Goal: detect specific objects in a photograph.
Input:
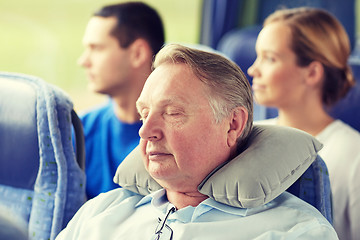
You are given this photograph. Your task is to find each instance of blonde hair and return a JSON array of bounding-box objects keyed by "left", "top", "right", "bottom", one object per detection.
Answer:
[
  {"left": 265, "top": 7, "right": 355, "bottom": 106},
  {"left": 153, "top": 43, "right": 253, "bottom": 144}
]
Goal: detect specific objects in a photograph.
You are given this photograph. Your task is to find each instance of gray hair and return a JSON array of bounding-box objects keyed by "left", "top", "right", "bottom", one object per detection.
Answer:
[{"left": 153, "top": 43, "right": 253, "bottom": 144}]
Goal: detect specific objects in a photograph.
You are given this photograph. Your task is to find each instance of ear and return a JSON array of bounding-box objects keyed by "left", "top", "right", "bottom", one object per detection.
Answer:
[
  {"left": 129, "top": 39, "right": 152, "bottom": 68},
  {"left": 227, "top": 106, "right": 248, "bottom": 148},
  {"left": 305, "top": 61, "right": 324, "bottom": 87}
]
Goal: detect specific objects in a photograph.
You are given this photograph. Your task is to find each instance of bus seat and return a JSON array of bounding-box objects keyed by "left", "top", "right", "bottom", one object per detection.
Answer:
[
  {"left": 287, "top": 155, "right": 332, "bottom": 224},
  {"left": 217, "top": 26, "right": 260, "bottom": 85},
  {"left": 254, "top": 0, "right": 356, "bottom": 49},
  {"left": 329, "top": 58, "right": 360, "bottom": 132},
  {"left": 201, "top": 0, "right": 356, "bottom": 51},
  {"left": 0, "top": 72, "right": 86, "bottom": 240}
]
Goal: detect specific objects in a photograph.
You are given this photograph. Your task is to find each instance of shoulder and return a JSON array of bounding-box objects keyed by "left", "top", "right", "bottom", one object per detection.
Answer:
[
  {"left": 320, "top": 120, "right": 360, "bottom": 139},
  {"left": 80, "top": 101, "right": 115, "bottom": 131},
  {"left": 80, "top": 101, "right": 113, "bottom": 122},
  {"left": 56, "top": 189, "right": 145, "bottom": 239},
  {"left": 333, "top": 120, "right": 360, "bottom": 136},
  {"left": 72, "top": 188, "right": 143, "bottom": 220},
  {"left": 317, "top": 120, "right": 360, "bottom": 148},
  {"left": 253, "top": 192, "right": 337, "bottom": 238},
  {"left": 201, "top": 192, "right": 337, "bottom": 239}
]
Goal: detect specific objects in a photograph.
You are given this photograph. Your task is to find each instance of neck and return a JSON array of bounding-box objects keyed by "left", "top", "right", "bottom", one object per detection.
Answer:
[
  {"left": 166, "top": 189, "right": 209, "bottom": 209},
  {"left": 112, "top": 96, "right": 140, "bottom": 123},
  {"left": 111, "top": 67, "right": 151, "bottom": 123},
  {"left": 277, "top": 102, "right": 334, "bottom": 136}
]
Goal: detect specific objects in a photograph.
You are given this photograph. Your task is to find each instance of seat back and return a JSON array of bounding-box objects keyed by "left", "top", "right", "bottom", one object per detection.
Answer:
[
  {"left": 287, "top": 155, "right": 333, "bottom": 224},
  {"left": 0, "top": 72, "right": 86, "bottom": 240},
  {"left": 255, "top": 0, "right": 356, "bottom": 49},
  {"left": 202, "top": 0, "right": 356, "bottom": 52},
  {"left": 200, "top": 0, "right": 245, "bottom": 49},
  {"left": 328, "top": 71, "right": 360, "bottom": 132}
]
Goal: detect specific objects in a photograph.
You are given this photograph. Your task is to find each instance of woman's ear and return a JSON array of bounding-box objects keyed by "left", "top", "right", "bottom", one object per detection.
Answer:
[
  {"left": 129, "top": 39, "right": 152, "bottom": 68},
  {"left": 305, "top": 61, "right": 324, "bottom": 87},
  {"left": 227, "top": 106, "right": 248, "bottom": 148}
]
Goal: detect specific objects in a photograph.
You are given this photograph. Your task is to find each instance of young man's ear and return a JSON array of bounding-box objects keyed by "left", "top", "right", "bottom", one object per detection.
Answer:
[
  {"left": 130, "top": 38, "right": 152, "bottom": 68},
  {"left": 227, "top": 106, "right": 248, "bottom": 148},
  {"left": 305, "top": 61, "right": 324, "bottom": 87}
]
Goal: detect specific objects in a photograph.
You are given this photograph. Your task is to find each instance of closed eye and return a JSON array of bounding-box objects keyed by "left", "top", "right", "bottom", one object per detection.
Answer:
[
  {"left": 138, "top": 109, "right": 149, "bottom": 121},
  {"left": 165, "top": 112, "right": 181, "bottom": 116},
  {"left": 164, "top": 107, "right": 185, "bottom": 118}
]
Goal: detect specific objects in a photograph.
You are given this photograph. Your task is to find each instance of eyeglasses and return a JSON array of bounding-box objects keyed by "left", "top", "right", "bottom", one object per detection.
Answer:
[{"left": 153, "top": 207, "right": 176, "bottom": 240}]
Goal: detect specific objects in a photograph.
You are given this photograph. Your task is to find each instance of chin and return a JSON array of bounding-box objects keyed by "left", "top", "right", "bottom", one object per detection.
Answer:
[
  {"left": 148, "top": 168, "right": 171, "bottom": 180},
  {"left": 149, "top": 168, "right": 180, "bottom": 186},
  {"left": 88, "top": 84, "right": 99, "bottom": 93},
  {"left": 154, "top": 178, "right": 196, "bottom": 194}
]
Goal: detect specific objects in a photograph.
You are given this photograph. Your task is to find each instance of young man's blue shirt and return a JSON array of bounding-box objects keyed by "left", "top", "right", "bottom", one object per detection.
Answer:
[{"left": 80, "top": 100, "right": 141, "bottom": 199}]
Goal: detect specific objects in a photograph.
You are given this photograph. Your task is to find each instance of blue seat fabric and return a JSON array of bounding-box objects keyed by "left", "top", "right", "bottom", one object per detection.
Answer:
[{"left": 0, "top": 72, "right": 86, "bottom": 240}]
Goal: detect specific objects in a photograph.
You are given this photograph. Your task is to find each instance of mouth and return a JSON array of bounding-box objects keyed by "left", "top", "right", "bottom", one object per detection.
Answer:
[
  {"left": 252, "top": 83, "right": 265, "bottom": 91},
  {"left": 85, "top": 72, "right": 95, "bottom": 81},
  {"left": 147, "top": 151, "right": 173, "bottom": 161}
]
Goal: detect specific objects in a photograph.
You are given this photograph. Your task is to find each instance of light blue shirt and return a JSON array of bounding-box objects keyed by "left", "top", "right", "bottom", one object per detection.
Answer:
[{"left": 56, "top": 188, "right": 338, "bottom": 239}]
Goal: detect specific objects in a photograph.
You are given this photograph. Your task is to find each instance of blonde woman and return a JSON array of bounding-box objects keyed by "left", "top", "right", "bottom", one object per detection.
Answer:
[{"left": 248, "top": 7, "right": 360, "bottom": 240}]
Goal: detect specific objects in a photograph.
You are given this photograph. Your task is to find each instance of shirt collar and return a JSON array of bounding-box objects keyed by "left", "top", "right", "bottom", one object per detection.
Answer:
[
  {"left": 200, "top": 198, "right": 248, "bottom": 216},
  {"left": 135, "top": 189, "right": 249, "bottom": 222},
  {"left": 135, "top": 189, "right": 173, "bottom": 211}
]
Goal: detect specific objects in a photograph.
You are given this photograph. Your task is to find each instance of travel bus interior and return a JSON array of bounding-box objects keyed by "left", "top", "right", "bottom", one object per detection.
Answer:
[{"left": 0, "top": 0, "right": 359, "bottom": 239}]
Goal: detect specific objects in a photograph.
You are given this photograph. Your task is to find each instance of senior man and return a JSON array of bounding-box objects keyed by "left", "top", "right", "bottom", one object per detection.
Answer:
[{"left": 56, "top": 44, "right": 337, "bottom": 239}]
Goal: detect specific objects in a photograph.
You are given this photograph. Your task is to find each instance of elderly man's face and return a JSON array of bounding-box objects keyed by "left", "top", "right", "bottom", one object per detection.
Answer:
[{"left": 136, "top": 63, "right": 233, "bottom": 193}]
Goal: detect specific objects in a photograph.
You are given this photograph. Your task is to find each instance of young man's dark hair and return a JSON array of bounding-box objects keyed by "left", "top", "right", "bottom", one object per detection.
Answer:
[{"left": 94, "top": 2, "right": 165, "bottom": 55}]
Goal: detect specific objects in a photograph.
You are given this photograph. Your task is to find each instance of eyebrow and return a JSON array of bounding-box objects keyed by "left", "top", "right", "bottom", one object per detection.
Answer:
[
  {"left": 257, "top": 48, "right": 278, "bottom": 55},
  {"left": 136, "top": 97, "right": 188, "bottom": 110}
]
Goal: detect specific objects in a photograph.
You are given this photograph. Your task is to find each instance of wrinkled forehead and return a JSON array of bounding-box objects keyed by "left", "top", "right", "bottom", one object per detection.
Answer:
[{"left": 137, "top": 63, "right": 210, "bottom": 109}]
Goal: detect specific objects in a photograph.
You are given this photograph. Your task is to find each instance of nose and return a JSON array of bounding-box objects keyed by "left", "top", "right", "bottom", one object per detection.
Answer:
[
  {"left": 138, "top": 113, "right": 163, "bottom": 141},
  {"left": 247, "top": 59, "right": 258, "bottom": 78},
  {"left": 77, "top": 50, "right": 90, "bottom": 68}
]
